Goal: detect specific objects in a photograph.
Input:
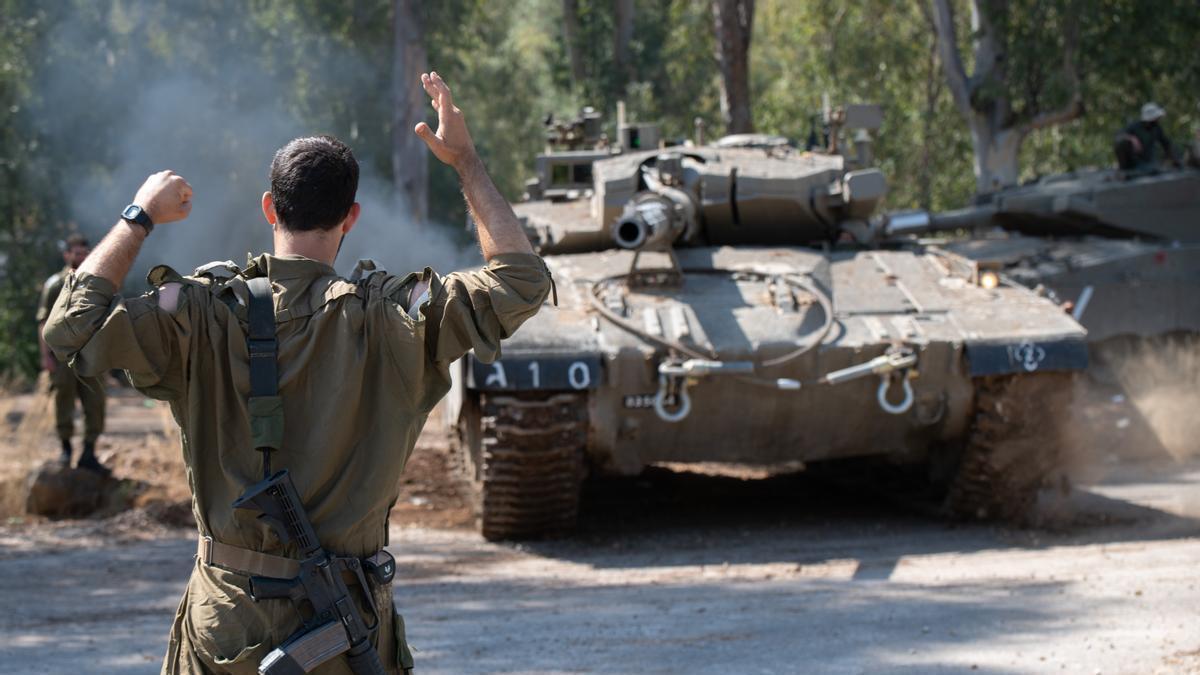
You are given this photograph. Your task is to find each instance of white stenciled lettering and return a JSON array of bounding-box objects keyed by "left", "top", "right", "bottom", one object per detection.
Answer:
[
  {"left": 484, "top": 362, "right": 509, "bottom": 388},
  {"left": 567, "top": 361, "right": 591, "bottom": 389},
  {"left": 528, "top": 361, "right": 541, "bottom": 388}
]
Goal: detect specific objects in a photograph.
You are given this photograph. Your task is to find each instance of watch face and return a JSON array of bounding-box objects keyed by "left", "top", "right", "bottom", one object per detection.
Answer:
[{"left": 122, "top": 204, "right": 141, "bottom": 220}]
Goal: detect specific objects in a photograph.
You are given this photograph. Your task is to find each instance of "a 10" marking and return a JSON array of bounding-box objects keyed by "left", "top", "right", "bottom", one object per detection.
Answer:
[{"left": 476, "top": 356, "right": 598, "bottom": 391}]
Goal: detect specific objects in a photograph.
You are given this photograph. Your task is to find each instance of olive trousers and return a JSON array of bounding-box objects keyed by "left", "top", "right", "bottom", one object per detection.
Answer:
[{"left": 50, "top": 363, "right": 106, "bottom": 442}]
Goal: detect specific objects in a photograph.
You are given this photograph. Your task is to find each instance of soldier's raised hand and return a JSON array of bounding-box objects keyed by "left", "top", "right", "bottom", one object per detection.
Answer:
[
  {"left": 132, "top": 170, "right": 194, "bottom": 226},
  {"left": 414, "top": 71, "right": 479, "bottom": 172}
]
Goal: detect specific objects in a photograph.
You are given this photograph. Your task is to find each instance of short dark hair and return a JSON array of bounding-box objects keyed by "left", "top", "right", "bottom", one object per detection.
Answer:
[
  {"left": 63, "top": 233, "right": 89, "bottom": 250},
  {"left": 269, "top": 136, "right": 359, "bottom": 232}
]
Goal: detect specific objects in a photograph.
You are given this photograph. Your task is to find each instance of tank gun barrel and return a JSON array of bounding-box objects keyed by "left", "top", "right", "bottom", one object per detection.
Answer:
[
  {"left": 880, "top": 206, "right": 998, "bottom": 238},
  {"left": 612, "top": 192, "right": 688, "bottom": 250}
]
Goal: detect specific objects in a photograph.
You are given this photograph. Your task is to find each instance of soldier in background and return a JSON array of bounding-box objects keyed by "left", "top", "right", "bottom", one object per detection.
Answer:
[
  {"left": 37, "top": 233, "right": 108, "bottom": 473},
  {"left": 1114, "top": 102, "right": 1181, "bottom": 172}
]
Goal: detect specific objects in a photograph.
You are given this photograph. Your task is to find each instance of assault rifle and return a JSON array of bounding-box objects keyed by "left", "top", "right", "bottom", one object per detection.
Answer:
[{"left": 233, "top": 469, "right": 387, "bottom": 675}]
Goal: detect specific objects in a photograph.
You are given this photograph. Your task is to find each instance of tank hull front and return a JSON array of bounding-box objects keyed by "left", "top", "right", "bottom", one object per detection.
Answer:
[
  {"left": 942, "top": 237, "right": 1200, "bottom": 342},
  {"left": 455, "top": 246, "right": 1089, "bottom": 477}
]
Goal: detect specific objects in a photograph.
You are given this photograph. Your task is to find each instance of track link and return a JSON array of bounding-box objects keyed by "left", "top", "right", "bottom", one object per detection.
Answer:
[
  {"left": 943, "top": 373, "right": 1074, "bottom": 522},
  {"left": 475, "top": 392, "right": 587, "bottom": 540}
]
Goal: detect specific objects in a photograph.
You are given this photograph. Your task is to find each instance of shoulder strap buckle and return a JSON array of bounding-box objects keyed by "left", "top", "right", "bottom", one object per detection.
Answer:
[{"left": 245, "top": 277, "right": 283, "bottom": 474}]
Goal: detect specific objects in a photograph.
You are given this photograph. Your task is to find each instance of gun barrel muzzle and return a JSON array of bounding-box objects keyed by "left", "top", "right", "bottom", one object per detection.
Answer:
[{"left": 613, "top": 195, "right": 682, "bottom": 250}]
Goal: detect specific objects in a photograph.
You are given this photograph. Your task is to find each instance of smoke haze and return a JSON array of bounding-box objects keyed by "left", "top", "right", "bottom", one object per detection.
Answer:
[{"left": 34, "top": 4, "right": 475, "bottom": 285}]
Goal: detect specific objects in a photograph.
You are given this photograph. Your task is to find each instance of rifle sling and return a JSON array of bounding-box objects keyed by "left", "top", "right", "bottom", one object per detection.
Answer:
[
  {"left": 198, "top": 535, "right": 300, "bottom": 579},
  {"left": 245, "top": 276, "right": 283, "bottom": 469}
]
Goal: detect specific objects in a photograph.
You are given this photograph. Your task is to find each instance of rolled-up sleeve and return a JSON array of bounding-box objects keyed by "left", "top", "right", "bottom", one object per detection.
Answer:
[
  {"left": 35, "top": 276, "right": 61, "bottom": 323},
  {"left": 425, "top": 253, "right": 551, "bottom": 366},
  {"left": 42, "top": 271, "right": 189, "bottom": 400}
]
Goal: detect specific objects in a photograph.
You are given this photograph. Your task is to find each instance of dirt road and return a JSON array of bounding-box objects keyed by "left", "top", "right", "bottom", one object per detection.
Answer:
[{"left": 1, "top": 391, "right": 1198, "bottom": 674}]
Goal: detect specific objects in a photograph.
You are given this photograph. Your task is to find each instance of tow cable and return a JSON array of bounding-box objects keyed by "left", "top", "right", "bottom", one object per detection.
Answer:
[
  {"left": 650, "top": 348, "right": 918, "bottom": 423},
  {"left": 588, "top": 266, "right": 919, "bottom": 423}
]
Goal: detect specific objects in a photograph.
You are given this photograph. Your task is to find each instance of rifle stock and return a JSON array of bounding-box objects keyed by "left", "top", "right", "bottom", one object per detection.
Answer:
[{"left": 233, "top": 470, "right": 387, "bottom": 675}]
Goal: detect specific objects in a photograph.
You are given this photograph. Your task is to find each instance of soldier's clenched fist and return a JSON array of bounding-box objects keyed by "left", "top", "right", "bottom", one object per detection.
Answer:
[{"left": 133, "top": 170, "right": 194, "bottom": 225}]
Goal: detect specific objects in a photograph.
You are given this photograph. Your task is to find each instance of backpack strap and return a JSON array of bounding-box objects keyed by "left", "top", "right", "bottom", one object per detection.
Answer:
[{"left": 245, "top": 276, "right": 283, "bottom": 478}]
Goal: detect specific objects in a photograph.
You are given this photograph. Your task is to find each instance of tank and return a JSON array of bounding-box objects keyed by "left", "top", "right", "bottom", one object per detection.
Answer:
[
  {"left": 876, "top": 167, "right": 1200, "bottom": 342},
  {"left": 446, "top": 106, "right": 1089, "bottom": 540}
]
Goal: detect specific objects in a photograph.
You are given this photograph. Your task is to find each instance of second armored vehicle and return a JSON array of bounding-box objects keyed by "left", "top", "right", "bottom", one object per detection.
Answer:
[
  {"left": 880, "top": 166, "right": 1200, "bottom": 343},
  {"left": 447, "top": 107, "right": 1089, "bottom": 540}
]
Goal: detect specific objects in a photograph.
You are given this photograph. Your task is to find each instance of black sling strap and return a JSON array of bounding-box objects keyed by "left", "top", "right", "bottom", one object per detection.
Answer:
[{"left": 246, "top": 276, "right": 283, "bottom": 479}]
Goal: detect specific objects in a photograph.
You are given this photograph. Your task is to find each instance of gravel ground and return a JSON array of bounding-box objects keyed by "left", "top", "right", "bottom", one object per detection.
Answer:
[
  {"left": 1, "top": 388, "right": 1198, "bottom": 674},
  {"left": 0, "top": 458, "right": 1198, "bottom": 674}
]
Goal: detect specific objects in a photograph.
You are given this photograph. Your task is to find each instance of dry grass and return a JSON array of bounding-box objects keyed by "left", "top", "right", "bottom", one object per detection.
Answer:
[
  {"left": 3, "top": 374, "right": 54, "bottom": 464},
  {"left": 0, "top": 380, "right": 193, "bottom": 523},
  {"left": 0, "top": 375, "right": 55, "bottom": 518}
]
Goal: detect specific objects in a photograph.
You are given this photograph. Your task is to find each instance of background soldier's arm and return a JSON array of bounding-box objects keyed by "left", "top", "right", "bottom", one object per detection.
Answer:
[{"left": 37, "top": 320, "right": 54, "bottom": 373}]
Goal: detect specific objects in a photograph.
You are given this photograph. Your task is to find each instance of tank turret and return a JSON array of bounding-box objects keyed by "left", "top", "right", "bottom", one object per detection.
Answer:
[
  {"left": 873, "top": 164, "right": 1200, "bottom": 343},
  {"left": 524, "top": 107, "right": 613, "bottom": 202},
  {"left": 520, "top": 105, "right": 897, "bottom": 254},
  {"left": 877, "top": 167, "right": 1200, "bottom": 243}
]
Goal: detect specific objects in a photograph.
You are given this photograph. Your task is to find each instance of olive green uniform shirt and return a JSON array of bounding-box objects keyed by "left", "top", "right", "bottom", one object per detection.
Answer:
[
  {"left": 43, "top": 252, "right": 551, "bottom": 674},
  {"left": 39, "top": 267, "right": 106, "bottom": 441},
  {"left": 37, "top": 267, "right": 69, "bottom": 323}
]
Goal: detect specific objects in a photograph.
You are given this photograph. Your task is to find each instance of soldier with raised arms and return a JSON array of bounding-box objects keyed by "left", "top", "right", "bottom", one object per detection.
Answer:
[{"left": 43, "top": 72, "right": 550, "bottom": 674}]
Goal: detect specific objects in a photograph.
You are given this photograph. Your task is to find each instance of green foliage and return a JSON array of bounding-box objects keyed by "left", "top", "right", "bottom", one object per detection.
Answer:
[
  {"left": 754, "top": 0, "right": 976, "bottom": 210},
  {"left": 1, "top": 0, "right": 1198, "bottom": 378},
  {"left": 0, "top": 2, "right": 66, "bottom": 380},
  {"left": 421, "top": 0, "right": 569, "bottom": 224},
  {"left": 1019, "top": 0, "right": 1200, "bottom": 178}
]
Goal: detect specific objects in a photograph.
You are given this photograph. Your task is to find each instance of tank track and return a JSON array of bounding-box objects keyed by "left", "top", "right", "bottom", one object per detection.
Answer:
[
  {"left": 943, "top": 372, "right": 1074, "bottom": 523},
  {"left": 471, "top": 392, "right": 587, "bottom": 541}
]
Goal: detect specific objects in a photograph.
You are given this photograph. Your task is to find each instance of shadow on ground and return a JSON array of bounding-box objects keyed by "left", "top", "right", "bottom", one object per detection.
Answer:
[{"left": 513, "top": 457, "right": 1200, "bottom": 576}]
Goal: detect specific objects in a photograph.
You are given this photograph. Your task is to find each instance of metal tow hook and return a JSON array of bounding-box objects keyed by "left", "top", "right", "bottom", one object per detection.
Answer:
[
  {"left": 821, "top": 350, "right": 919, "bottom": 415},
  {"left": 653, "top": 359, "right": 753, "bottom": 423}
]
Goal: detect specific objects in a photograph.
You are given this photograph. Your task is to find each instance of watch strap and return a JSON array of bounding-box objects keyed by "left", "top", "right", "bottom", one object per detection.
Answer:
[{"left": 122, "top": 205, "right": 154, "bottom": 234}]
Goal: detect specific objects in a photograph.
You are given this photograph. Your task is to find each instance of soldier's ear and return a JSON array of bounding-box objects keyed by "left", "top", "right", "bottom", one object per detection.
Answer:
[
  {"left": 262, "top": 192, "right": 278, "bottom": 226},
  {"left": 340, "top": 203, "right": 361, "bottom": 235}
]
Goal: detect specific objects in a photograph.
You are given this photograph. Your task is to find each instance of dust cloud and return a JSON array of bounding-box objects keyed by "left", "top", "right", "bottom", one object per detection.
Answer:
[
  {"left": 1103, "top": 335, "right": 1200, "bottom": 462},
  {"left": 1058, "top": 334, "right": 1200, "bottom": 494}
]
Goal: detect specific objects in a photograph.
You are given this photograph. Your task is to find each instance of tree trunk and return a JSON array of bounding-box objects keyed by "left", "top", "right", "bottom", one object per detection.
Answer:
[
  {"left": 392, "top": 0, "right": 428, "bottom": 224},
  {"left": 969, "top": 120, "right": 1023, "bottom": 193},
  {"left": 926, "top": 0, "right": 1081, "bottom": 196},
  {"left": 562, "top": 0, "right": 586, "bottom": 87},
  {"left": 917, "top": 38, "right": 941, "bottom": 210},
  {"left": 613, "top": 0, "right": 635, "bottom": 88},
  {"left": 711, "top": 0, "right": 755, "bottom": 134}
]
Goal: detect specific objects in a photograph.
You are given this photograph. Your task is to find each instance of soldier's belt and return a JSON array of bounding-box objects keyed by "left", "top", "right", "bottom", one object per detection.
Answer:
[
  {"left": 198, "top": 536, "right": 300, "bottom": 579},
  {"left": 197, "top": 536, "right": 397, "bottom": 587}
]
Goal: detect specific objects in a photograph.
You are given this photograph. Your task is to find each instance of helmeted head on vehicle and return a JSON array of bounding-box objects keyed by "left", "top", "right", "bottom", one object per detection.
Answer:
[
  {"left": 60, "top": 233, "right": 90, "bottom": 269},
  {"left": 262, "top": 135, "right": 361, "bottom": 237},
  {"left": 1141, "top": 102, "right": 1166, "bottom": 125}
]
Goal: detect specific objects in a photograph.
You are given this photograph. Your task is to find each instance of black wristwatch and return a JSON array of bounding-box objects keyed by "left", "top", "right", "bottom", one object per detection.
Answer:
[{"left": 121, "top": 204, "right": 154, "bottom": 234}]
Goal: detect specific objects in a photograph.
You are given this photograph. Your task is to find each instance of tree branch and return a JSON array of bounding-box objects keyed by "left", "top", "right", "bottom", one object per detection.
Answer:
[
  {"left": 562, "top": 0, "right": 585, "bottom": 86},
  {"left": 1024, "top": 98, "right": 1082, "bottom": 132},
  {"left": 925, "top": 0, "right": 972, "bottom": 117},
  {"left": 1022, "top": 4, "right": 1083, "bottom": 133}
]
